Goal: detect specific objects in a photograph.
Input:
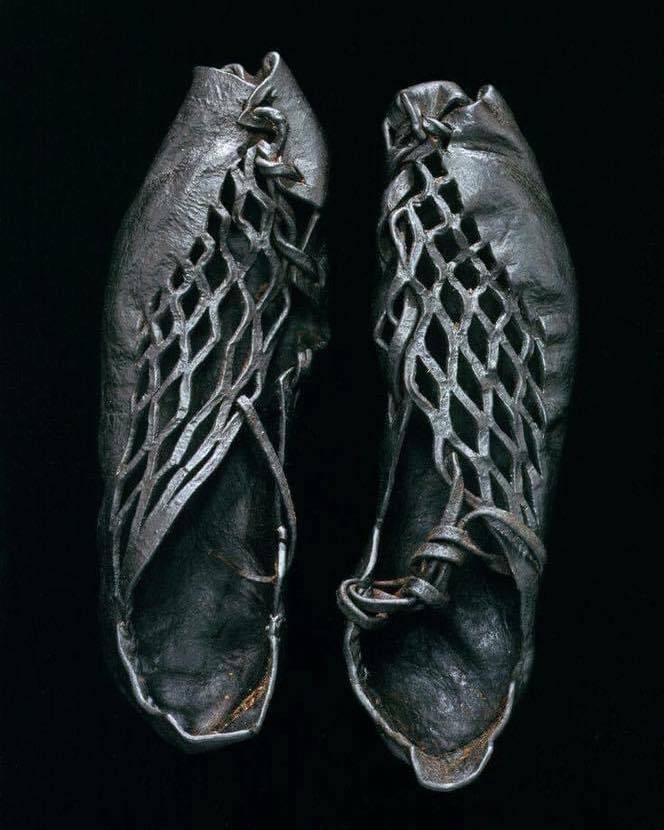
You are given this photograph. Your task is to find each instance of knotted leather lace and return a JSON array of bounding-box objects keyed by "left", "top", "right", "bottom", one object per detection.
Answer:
[{"left": 338, "top": 453, "right": 545, "bottom": 631}]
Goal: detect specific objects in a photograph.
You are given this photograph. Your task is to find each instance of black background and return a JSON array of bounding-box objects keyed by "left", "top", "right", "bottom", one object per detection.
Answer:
[{"left": 1, "top": 4, "right": 660, "bottom": 828}]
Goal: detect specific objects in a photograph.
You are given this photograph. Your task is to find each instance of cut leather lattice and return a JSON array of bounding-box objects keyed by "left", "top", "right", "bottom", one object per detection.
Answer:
[
  {"left": 109, "top": 143, "right": 319, "bottom": 587},
  {"left": 376, "top": 143, "right": 546, "bottom": 527}
]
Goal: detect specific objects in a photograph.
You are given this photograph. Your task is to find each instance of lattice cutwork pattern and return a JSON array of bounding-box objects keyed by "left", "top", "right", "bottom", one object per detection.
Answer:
[
  {"left": 375, "top": 142, "right": 546, "bottom": 528},
  {"left": 109, "top": 145, "right": 313, "bottom": 579}
]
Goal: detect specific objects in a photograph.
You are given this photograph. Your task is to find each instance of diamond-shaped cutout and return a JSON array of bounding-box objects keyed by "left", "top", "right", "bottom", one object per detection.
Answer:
[
  {"left": 392, "top": 284, "right": 414, "bottom": 320},
  {"left": 421, "top": 152, "right": 446, "bottom": 179},
  {"left": 433, "top": 228, "right": 460, "bottom": 262},
  {"left": 439, "top": 180, "right": 463, "bottom": 213},
  {"left": 518, "top": 296, "right": 531, "bottom": 322},
  {"left": 242, "top": 191, "right": 265, "bottom": 232},
  {"left": 495, "top": 269, "right": 510, "bottom": 293},
  {"left": 415, "top": 247, "right": 439, "bottom": 289},
  {"left": 414, "top": 356, "right": 440, "bottom": 408},
  {"left": 189, "top": 237, "right": 205, "bottom": 265},
  {"left": 457, "top": 455, "right": 481, "bottom": 498},
  {"left": 170, "top": 265, "right": 185, "bottom": 290},
  {"left": 523, "top": 379, "right": 545, "bottom": 428},
  {"left": 189, "top": 310, "right": 212, "bottom": 358},
  {"left": 377, "top": 314, "right": 395, "bottom": 347},
  {"left": 460, "top": 215, "right": 480, "bottom": 244},
  {"left": 204, "top": 248, "right": 229, "bottom": 292},
  {"left": 497, "top": 345, "right": 517, "bottom": 395},
  {"left": 455, "top": 259, "right": 481, "bottom": 291},
  {"left": 207, "top": 207, "right": 222, "bottom": 245},
  {"left": 180, "top": 282, "right": 201, "bottom": 318},
  {"left": 504, "top": 316, "right": 525, "bottom": 354},
  {"left": 450, "top": 394, "right": 479, "bottom": 452},
  {"left": 135, "top": 361, "right": 150, "bottom": 401},
  {"left": 424, "top": 314, "right": 448, "bottom": 374},
  {"left": 157, "top": 376, "right": 182, "bottom": 429},
  {"left": 489, "top": 429, "right": 513, "bottom": 481},
  {"left": 395, "top": 213, "right": 414, "bottom": 255},
  {"left": 217, "top": 283, "right": 246, "bottom": 342},
  {"left": 378, "top": 219, "right": 393, "bottom": 260},
  {"left": 220, "top": 171, "right": 235, "bottom": 215},
  {"left": 158, "top": 339, "right": 181, "bottom": 382},
  {"left": 479, "top": 285, "right": 504, "bottom": 324},
  {"left": 440, "top": 278, "right": 464, "bottom": 323},
  {"left": 157, "top": 306, "right": 174, "bottom": 339},
  {"left": 457, "top": 351, "right": 483, "bottom": 410},
  {"left": 227, "top": 225, "right": 252, "bottom": 265},
  {"left": 468, "top": 316, "right": 488, "bottom": 365},
  {"left": 492, "top": 390, "right": 516, "bottom": 440},
  {"left": 528, "top": 341, "right": 545, "bottom": 388},
  {"left": 490, "top": 472, "right": 510, "bottom": 511},
  {"left": 414, "top": 197, "right": 441, "bottom": 230},
  {"left": 477, "top": 245, "right": 496, "bottom": 271}
]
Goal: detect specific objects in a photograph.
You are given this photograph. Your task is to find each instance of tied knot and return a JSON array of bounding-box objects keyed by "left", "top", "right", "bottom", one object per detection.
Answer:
[
  {"left": 239, "top": 93, "right": 326, "bottom": 310},
  {"left": 337, "top": 453, "right": 529, "bottom": 631},
  {"left": 385, "top": 92, "right": 454, "bottom": 172},
  {"left": 398, "top": 91, "right": 451, "bottom": 143},
  {"left": 238, "top": 84, "right": 303, "bottom": 182}
]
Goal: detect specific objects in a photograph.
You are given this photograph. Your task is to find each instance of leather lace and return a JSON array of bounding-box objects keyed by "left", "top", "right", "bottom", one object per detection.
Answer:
[{"left": 338, "top": 453, "right": 545, "bottom": 631}]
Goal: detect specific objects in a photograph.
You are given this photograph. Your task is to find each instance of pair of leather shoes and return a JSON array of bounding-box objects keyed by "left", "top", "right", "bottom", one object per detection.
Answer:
[{"left": 98, "top": 52, "right": 577, "bottom": 790}]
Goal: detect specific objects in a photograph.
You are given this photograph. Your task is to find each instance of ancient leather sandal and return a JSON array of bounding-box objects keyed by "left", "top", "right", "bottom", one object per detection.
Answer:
[
  {"left": 98, "top": 52, "right": 328, "bottom": 750},
  {"left": 338, "top": 81, "right": 576, "bottom": 789}
]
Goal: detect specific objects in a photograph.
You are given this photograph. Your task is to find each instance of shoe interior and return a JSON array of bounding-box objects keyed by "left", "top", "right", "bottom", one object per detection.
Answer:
[
  {"left": 130, "top": 428, "right": 278, "bottom": 737},
  {"left": 359, "top": 407, "right": 521, "bottom": 755}
]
